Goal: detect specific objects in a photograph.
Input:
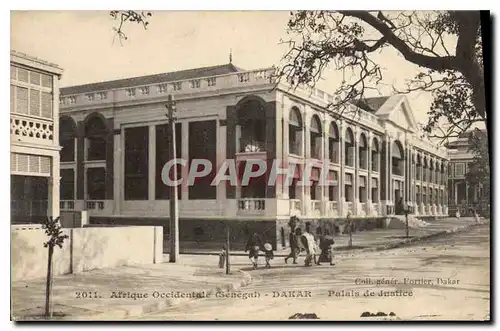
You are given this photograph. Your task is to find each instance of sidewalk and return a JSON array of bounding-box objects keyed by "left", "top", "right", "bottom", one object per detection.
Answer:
[
  {"left": 168, "top": 217, "right": 487, "bottom": 256},
  {"left": 11, "top": 217, "right": 486, "bottom": 321},
  {"left": 11, "top": 256, "right": 252, "bottom": 321}
]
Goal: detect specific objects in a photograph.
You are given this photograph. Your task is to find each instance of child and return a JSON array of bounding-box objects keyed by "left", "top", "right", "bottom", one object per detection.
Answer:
[{"left": 263, "top": 243, "right": 274, "bottom": 268}]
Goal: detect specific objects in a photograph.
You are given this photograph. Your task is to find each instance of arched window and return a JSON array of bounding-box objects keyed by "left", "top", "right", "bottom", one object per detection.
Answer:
[
  {"left": 310, "top": 115, "right": 322, "bottom": 159},
  {"left": 358, "top": 133, "right": 368, "bottom": 169},
  {"left": 391, "top": 140, "right": 404, "bottom": 176},
  {"left": 59, "top": 117, "right": 76, "bottom": 162},
  {"left": 344, "top": 127, "right": 354, "bottom": 167},
  {"left": 85, "top": 115, "right": 107, "bottom": 161},
  {"left": 371, "top": 137, "right": 380, "bottom": 172},
  {"left": 237, "top": 98, "right": 266, "bottom": 152},
  {"left": 328, "top": 122, "right": 340, "bottom": 163},
  {"left": 289, "top": 107, "right": 303, "bottom": 155}
]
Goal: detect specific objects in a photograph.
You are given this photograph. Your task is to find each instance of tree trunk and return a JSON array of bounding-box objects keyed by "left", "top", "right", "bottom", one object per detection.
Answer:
[{"left": 45, "top": 245, "right": 54, "bottom": 319}]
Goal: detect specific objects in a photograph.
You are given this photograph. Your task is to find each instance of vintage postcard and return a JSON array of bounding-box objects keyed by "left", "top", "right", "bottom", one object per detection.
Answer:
[{"left": 10, "top": 9, "right": 491, "bottom": 321}]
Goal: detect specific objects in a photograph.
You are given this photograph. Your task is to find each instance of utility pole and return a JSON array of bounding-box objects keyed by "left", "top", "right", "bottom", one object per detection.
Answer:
[
  {"left": 225, "top": 222, "right": 230, "bottom": 275},
  {"left": 166, "top": 95, "right": 179, "bottom": 262}
]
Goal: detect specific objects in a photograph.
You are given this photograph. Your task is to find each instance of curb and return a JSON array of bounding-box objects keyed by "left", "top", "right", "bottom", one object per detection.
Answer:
[
  {"left": 360, "top": 221, "right": 488, "bottom": 253},
  {"left": 80, "top": 270, "right": 253, "bottom": 321}
]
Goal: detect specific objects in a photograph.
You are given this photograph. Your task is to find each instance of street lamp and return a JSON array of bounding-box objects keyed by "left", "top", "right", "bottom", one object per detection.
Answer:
[{"left": 166, "top": 95, "right": 179, "bottom": 263}]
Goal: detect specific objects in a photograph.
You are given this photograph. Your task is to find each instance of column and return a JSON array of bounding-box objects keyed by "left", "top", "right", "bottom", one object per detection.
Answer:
[
  {"left": 216, "top": 120, "right": 226, "bottom": 213},
  {"left": 301, "top": 111, "right": 307, "bottom": 215},
  {"left": 182, "top": 121, "right": 190, "bottom": 202},
  {"left": 76, "top": 122, "right": 85, "bottom": 200},
  {"left": 367, "top": 132, "right": 373, "bottom": 216},
  {"left": 408, "top": 146, "right": 413, "bottom": 212},
  {"left": 48, "top": 152, "right": 61, "bottom": 218},
  {"left": 148, "top": 125, "right": 156, "bottom": 202},
  {"left": 386, "top": 136, "right": 393, "bottom": 215},
  {"left": 321, "top": 119, "right": 328, "bottom": 215},
  {"left": 113, "top": 128, "right": 122, "bottom": 214},
  {"left": 51, "top": 74, "right": 61, "bottom": 217},
  {"left": 338, "top": 123, "right": 345, "bottom": 216},
  {"left": 454, "top": 181, "right": 458, "bottom": 205},
  {"left": 465, "top": 180, "right": 469, "bottom": 202},
  {"left": 353, "top": 129, "right": 359, "bottom": 216},
  {"left": 282, "top": 117, "right": 290, "bottom": 199}
]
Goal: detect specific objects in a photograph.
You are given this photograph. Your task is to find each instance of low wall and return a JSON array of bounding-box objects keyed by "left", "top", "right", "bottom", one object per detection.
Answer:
[
  {"left": 11, "top": 226, "right": 163, "bottom": 282},
  {"left": 90, "top": 217, "right": 278, "bottom": 251}
]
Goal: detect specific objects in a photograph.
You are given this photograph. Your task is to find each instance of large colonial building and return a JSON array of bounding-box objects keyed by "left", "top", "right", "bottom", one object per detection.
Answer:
[
  {"left": 10, "top": 51, "right": 63, "bottom": 224},
  {"left": 58, "top": 63, "right": 449, "bottom": 247}
]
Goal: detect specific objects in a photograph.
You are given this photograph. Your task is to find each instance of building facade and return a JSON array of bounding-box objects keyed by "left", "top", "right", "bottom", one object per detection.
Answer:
[
  {"left": 10, "top": 51, "right": 63, "bottom": 224},
  {"left": 447, "top": 130, "right": 488, "bottom": 216},
  {"left": 58, "top": 64, "right": 449, "bottom": 247}
]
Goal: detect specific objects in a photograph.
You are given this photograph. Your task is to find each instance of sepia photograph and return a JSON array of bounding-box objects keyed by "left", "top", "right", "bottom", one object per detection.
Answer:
[{"left": 9, "top": 8, "right": 491, "bottom": 322}]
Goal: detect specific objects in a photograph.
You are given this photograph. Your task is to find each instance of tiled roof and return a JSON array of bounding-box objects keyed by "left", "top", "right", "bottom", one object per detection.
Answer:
[
  {"left": 355, "top": 96, "right": 390, "bottom": 112},
  {"left": 60, "top": 63, "right": 243, "bottom": 95}
]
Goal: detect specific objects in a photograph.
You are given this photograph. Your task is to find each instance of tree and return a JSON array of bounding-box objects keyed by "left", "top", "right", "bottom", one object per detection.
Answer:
[
  {"left": 110, "top": 11, "right": 151, "bottom": 45},
  {"left": 41, "top": 216, "right": 69, "bottom": 319},
  {"left": 464, "top": 129, "right": 490, "bottom": 208},
  {"left": 278, "top": 11, "right": 487, "bottom": 142},
  {"left": 110, "top": 11, "right": 487, "bottom": 141}
]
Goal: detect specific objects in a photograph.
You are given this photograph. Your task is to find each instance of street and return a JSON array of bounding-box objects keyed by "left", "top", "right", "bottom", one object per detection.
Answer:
[{"left": 138, "top": 224, "right": 491, "bottom": 321}]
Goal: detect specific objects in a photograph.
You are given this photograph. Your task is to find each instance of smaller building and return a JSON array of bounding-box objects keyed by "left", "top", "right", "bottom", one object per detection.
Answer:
[
  {"left": 446, "top": 129, "right": 488, "bottom": 216},
  {"left": 10, "top": 51, "right": 63, "bottom": 224}
]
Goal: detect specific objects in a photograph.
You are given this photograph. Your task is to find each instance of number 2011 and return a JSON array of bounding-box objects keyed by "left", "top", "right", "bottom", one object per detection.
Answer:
[{"left": 75, "top": 291, "right": 99, "bottom": 299}]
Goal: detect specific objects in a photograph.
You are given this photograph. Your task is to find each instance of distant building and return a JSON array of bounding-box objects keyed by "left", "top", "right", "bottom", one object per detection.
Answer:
[
  {"left": 446, "top": 130, "right": 488, "bottom": 216},
  {"left": 58, "top": 63, "right": 449, "bottom": 248},
  {"left": 10, "top": 51, "right": 63, "bottom": 224}
]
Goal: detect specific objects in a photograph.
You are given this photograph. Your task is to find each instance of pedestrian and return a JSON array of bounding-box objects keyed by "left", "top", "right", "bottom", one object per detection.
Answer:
[
  {"left": 263, "top": 243, "right": 274, "bottom": 268},
  {"left": 474, "top": 210, "right": 481, "bottom": 223},
  {"left": 455, "top": 209, "right": 461, "bottom": 220},
  {"left": 313, "top": 227, "right": 323, "bottom": 265},
  {"left": 245, "top": 232, "right": 262, "bottom": 270},
  {"left": 319, "top": 229, "right": 335, "bottom": 266},
  {"left": 218, "top": 245, "right": 226, "bottom": 269},
  {"left": 285, "top": 227, "right": 301, "bottom": 264},
  {"left": 301, "top": 222, "right": 316, "bottom": 267}
]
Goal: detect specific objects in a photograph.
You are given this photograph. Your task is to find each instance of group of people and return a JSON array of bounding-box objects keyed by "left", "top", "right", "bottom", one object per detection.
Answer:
[
  {"left": 244, "top": 233, "right": 274, "bottom": 269},
  {"left": 242, "top": 216, "right": 336, "bottom": 270},
  {"left": 285, "top": 218, "right": 335, "bottom": 267}
]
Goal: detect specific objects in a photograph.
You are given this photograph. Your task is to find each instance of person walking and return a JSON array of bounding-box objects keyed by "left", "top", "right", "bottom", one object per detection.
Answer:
[
  {"left": 319, "top": 229, "right": 336, "bottom": 266},
  {"left": 301, "top": 222, "right": 316, "bottom": 267},
  {"left": 263, "top": 243, "right": 274, "bottom": 268},
  {"left": 285, "top": 227, "right": 302, "bottom": 264},
  {"left": 245, "top": 232, "right": 262, "bottom": 270}
]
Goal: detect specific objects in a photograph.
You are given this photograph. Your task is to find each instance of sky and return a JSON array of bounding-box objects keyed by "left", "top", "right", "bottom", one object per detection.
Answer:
[{"left": 11, "top": 10, "right": 449, "bottom": 125}]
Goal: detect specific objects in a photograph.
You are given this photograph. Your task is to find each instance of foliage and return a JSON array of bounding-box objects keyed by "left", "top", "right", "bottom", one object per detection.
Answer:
[
  {"left": 109, "top": 10, "right": 487, "bottom": 142},
  {"left": 279, "top": 11, "right": 486, "bottom": 142},
  {"left": 41, "top": 216, "right": 69, "bottom": 249},
  {"left": 110, "top": 11, "right": 152, "bottom": 45},
  {"left": 465, "top": 129, "right": 490, "bottom": 200}
]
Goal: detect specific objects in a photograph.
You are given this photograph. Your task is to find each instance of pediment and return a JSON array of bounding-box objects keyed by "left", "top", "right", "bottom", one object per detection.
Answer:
[{"left": 377, "top": 95, "right": 418, "bottom": 132}]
